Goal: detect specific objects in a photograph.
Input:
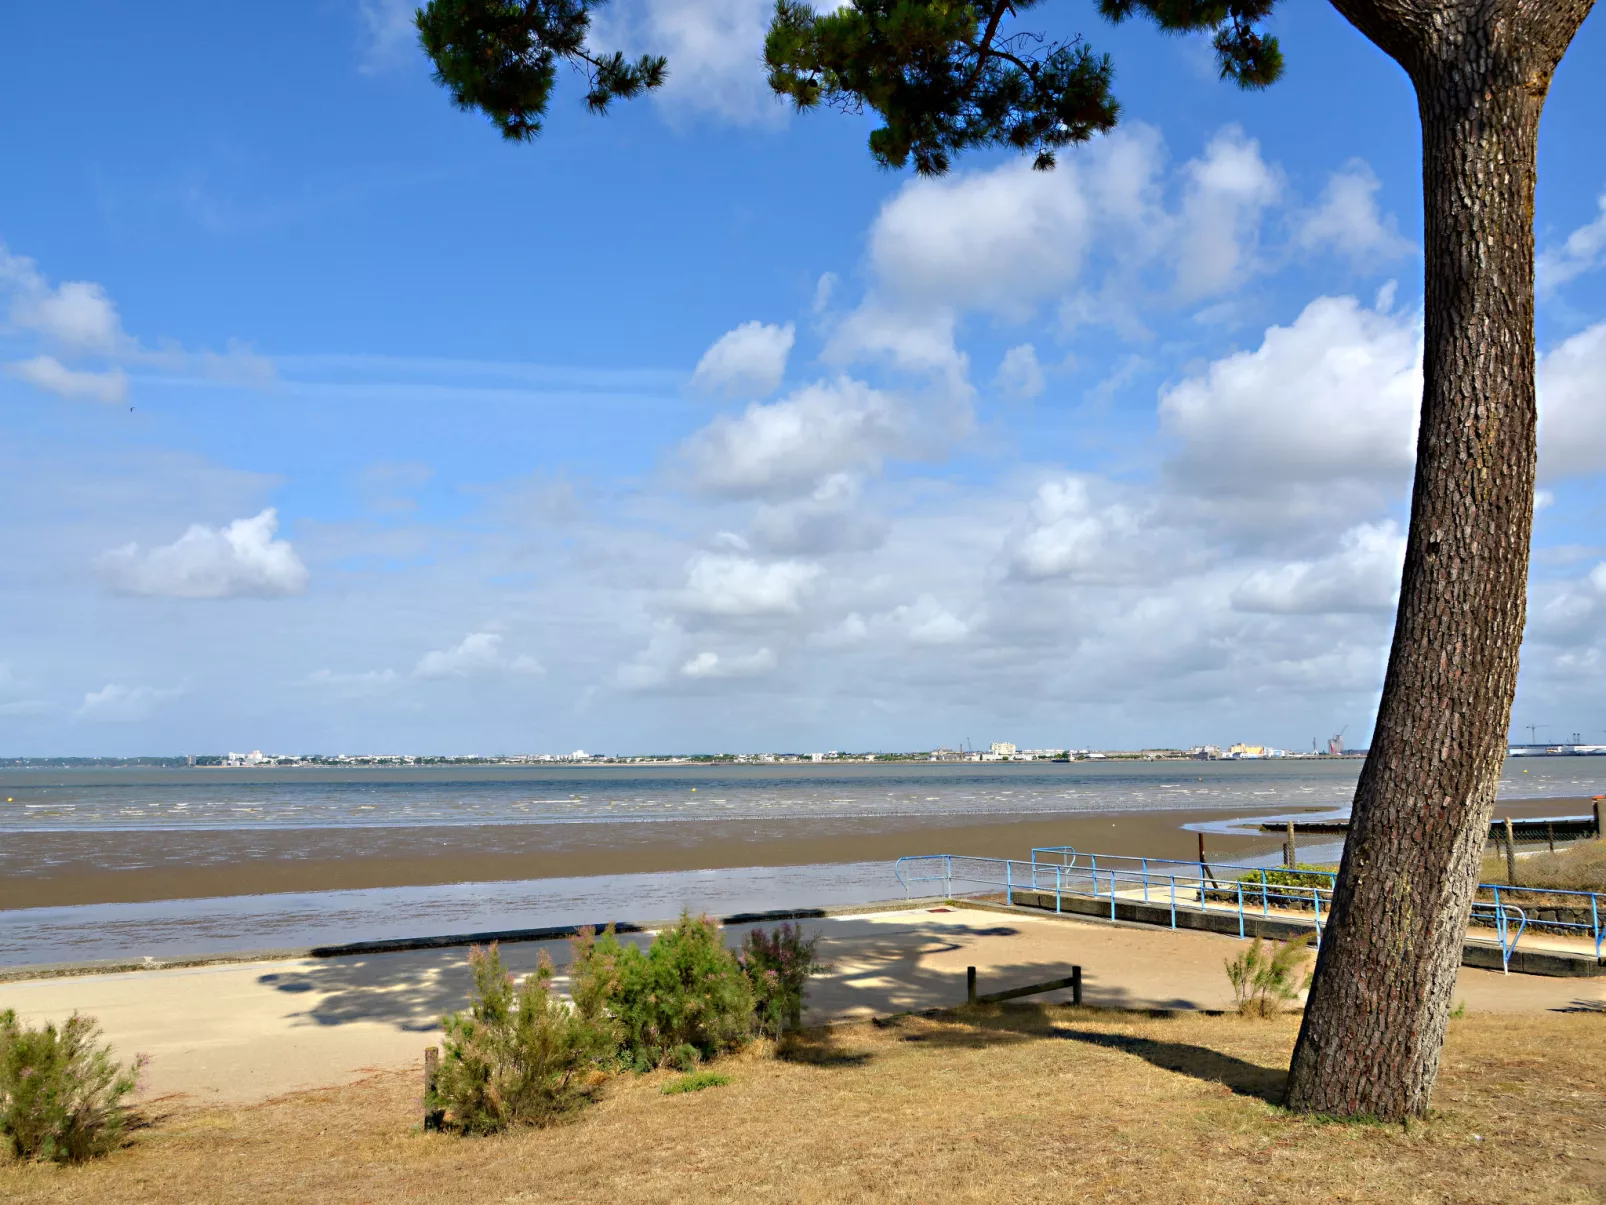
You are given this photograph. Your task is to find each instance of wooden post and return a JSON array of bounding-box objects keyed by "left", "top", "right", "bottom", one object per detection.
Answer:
[
  {"left": 423, "top": 1046, "right": 442, "bottom": 1132},
  {"left": 966, "top": 966, "right": 976, "bottom": 1006},
  {"left": 1594, "top": 800, "right": 1601, "bottom": 839},
  {"left": 1285, "top": 819, "right": 1297, "bottom": 868},
  {"left": 1072, "top": 965, "right": 1082, "bottom": 1008},
  {"left": 1546, "top": 822, "right": 1556, "bottom": 854},
  {"left": 1504, "top": 817, "right": 1518, "bottom": 886}
]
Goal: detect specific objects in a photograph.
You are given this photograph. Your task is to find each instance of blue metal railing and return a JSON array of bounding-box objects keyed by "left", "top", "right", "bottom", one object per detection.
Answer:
[{"left": 894, "top": 850, "right": 1590, "bottom": 974}]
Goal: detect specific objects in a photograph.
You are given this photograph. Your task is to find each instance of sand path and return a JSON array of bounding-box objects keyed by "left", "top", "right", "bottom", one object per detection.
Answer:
[{"left": 1, "top": 905, "right": 1599, "bottom": 1108}]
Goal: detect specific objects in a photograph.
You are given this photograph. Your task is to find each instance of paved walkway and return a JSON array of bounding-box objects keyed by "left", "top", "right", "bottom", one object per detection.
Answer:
[{"left": 1, "top": 905, "right": 1600, "bottom": 1108}]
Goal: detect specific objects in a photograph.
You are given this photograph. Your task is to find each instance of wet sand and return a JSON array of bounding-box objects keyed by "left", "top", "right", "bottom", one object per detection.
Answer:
[{"left": 2, "top": 795, "right": 1589, "bottom": 909}]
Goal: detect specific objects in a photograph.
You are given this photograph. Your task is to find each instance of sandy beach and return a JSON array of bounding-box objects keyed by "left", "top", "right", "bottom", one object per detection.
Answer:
[{"left": 3, "top": 794, "right": 1591, "bottom": 910}]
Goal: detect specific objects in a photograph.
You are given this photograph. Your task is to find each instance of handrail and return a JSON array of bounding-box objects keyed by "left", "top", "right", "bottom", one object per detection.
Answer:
[{"left": 891, "top": 848, "right": 1598, "bottom": 974}]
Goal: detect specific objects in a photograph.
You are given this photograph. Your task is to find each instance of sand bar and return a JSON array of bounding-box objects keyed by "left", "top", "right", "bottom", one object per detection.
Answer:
[{"left": 4, "top": 796, "right": 1591, "bottom": 910}]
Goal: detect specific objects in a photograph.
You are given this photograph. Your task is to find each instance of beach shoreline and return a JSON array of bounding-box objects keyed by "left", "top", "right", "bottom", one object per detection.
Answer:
[{"left": 4, "top": 795, "right": 1591, "bottom": 910}]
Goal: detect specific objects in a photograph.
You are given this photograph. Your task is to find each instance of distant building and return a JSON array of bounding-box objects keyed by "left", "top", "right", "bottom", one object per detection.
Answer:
[{"left": 989, "top": 741, "right": 1016, "bottom": 756}]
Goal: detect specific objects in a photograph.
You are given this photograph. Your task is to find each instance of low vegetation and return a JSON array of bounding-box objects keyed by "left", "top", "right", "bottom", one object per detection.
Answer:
[
  {"left": 5, "top": 1006, "right": 1600, "bottom": 1203},
  {"left": 0, "top": 1010, "right": 145, "bottom": 1165},
  {"left": 429, "top": 946, "right": 612, "bottom": 1134},
  {"left": 660, "top": 1070, "right": 730, "bottom": 1095},
  {"left": 431, "top": 913, "right": 827, "bottom": 1134},
  {"left": 1224, "top": 935, "right": 1312, "bottom": 1018},
  {"left": 1480, "top": 838, "right": 1606, "bottom": 896}
]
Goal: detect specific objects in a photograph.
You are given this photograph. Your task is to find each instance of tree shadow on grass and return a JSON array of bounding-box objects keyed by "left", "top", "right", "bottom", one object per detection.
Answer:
[
  {"left": 776, "top": 1026, "right": 873, "bottom": 1068},
  {"left": 891, "top": 1004, "right": 1289, "bottom": 1106}
]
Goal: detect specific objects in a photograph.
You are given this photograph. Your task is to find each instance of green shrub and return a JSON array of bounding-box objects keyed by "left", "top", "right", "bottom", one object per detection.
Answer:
[
  {"left": 1237, "top": 864, "right": 1334, "bottom": 891},
  {"left": 738, "top": 922, "right": 827, "bottom": 1038},
  {"left": 571, "top": 912, "right": 754, "bottom": 1071},
  {"left": 1224, "top": 935, "right": 1313, "bottom": 1018},
  {"left": 0, "top": 1009, "right": 145, "bottom": 1164},
  {"left": 660, "top": 1070, "right": 730, "bottom": 1095},
  {"left": 431, "top": 944, "right": 613, "bottom": 1135}
]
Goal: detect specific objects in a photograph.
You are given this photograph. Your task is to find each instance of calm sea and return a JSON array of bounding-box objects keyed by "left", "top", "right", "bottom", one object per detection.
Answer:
[{"left": 3, "top": 757, "right": 1603, "bottom": 835}]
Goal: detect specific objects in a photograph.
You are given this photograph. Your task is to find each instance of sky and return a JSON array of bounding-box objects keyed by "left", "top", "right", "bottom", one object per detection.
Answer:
[{"left": 2, "top": 2, "right": 1605, "bottom": 757}]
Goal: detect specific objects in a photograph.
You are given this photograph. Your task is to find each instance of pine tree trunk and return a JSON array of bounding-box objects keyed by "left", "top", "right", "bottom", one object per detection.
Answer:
[{"left": 1286, "top": 0, "right": 1591, "bottom": 1120}]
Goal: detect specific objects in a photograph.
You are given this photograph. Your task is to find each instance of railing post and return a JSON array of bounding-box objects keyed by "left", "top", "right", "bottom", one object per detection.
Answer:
[
  {"left": 946, "top": 855, "right": 953, "bottom": 901},
  {"left": 1142, "top": 858, "right": 1149, "bottom": 903},
  {"left": 1110, "top": 870, "right": 1117, "bottom": 920},
  {"left": 1236, "top": 880, "right": 1245, "bottom": 939},
  {"left": 1313, "top": 886, "right": 1323, "bottom": 945},
  {"left": 1169, "top": 874, "right": 1176, "bottom": 928},
  {"left": 1006, "top": 858, "right": 1012, "bottom": 904},
  {"left": 1593, "top": 893, "right": 1602, "bottom": 958},
  {"left": 1055, "top": 864, "right": 1062, "bottom": 914}
]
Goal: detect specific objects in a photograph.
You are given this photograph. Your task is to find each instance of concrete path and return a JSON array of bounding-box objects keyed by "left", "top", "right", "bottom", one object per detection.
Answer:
[{"left": 1, "top": 905, "right": 1600, "bottom": 1108}]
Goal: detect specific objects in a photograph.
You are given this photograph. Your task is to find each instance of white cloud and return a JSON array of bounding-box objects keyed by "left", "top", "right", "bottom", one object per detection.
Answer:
[
  {"left": 413, "top": 633, "right": 543, "bottom": 680},
  {"left": 680, "top": 647, "right": 777, "bottom": 678},
  {"left": 996, "top": 344, "right": 1046, "bottom": 399},
  {"left": 590, "top": 0, "right": 787, "bottom": 125},
  {"left": 1161, "top": 294, "right": 1420, "bottom": 494},
  {"left": 867, "top": 157, "right": 1092, "bottom": 316},
  {"left": 99, "top": 508, "right": 310, "bottom": 599},
  {"left": 1174, "top": 126, "right": 1282, "bottom": 300},
  {"left": 691, "top": 320, "right": 794, "bottom": 397},
  {"left": 884, "top": 595, "right": 970, "bottom": 645},
  {"left": 681, "top": 377, "right": 907, "bottom": 497},
  {"left": 1537, "top": 321, "right": 1606, "bottom": 481},
  {"left": 356, "top": 0, "right": 417, "bottom": 72},
  {"left": 7, "top": 355, "right": 127, "bottom": 403},
  {"left": 1295, "top": 160, "right": 1412, "bottom": 264},
  {"left": 5, "top": 267, "right": 127, "bottom": 353},
  {"left": 1009, "top": 478, "right": 1148, "bottom": 582},
  {"left": 1231, "top": 521, "right": 1405, "bottom": 614},
  {"left": 751, "top": 473, "right": 885, "bottom": 555},
  {"left": 1538, "top": 190, "right": 1606, "bottom": 295},
  {"left": 680, "top": 553, "right": 820, "bottom": 616},
  {"left": 76, "top": 683, "right": 179, "bottom": 722}
]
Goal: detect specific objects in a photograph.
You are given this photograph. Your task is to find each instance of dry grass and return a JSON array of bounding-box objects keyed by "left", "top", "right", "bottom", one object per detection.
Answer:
[
  {"left": 2, "top": 1006, "right": 1603, "bottom": 1204},
  {"left": 1481, "top": 837, "right": 1606, "bottom": 898}
]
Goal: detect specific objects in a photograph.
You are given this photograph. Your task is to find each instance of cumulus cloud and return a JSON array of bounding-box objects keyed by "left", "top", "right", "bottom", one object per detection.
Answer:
[
  {"left": 590, "top": 0, "right": 787, "bottom": 125},
  {"left": 996, "top": 344, "right": 1046, "bottom": 399},
  {"left": 76, "top": 683, "right": 179, "bottom": 722},
  {"left": 751, "top": 473, "right": 886, "bottom": 555},
  {"left": 2, "top": 254, "right": 128, "bottom": 354},
  {"left": 1174, "top": 126, "right": 1282, "bottom": 299},
  {"left": 691, "top": 320, "right": 794, "bottom": 397},
  {"left": 413, "top": 632, "right": 543, "bottom": 679},
  {"left": 1231, "top": 522, "right": 1405, "bottom": 614},
  {"left": 1294, "top": 161, "right": 1413, "bottom": 264},
  {"left": 99, "top": 509, "right": 310, "bottom": 599},
  {"left": 680, "top": 553, "right": 820, "bottom": 616},
  {"left": 1009, "top": 478, "right": 1150, "bottom": 582},
  {"left": 681, "top": 377, "right": 907, "bottom": 498},
  {"left": 680, "top": 647, "right": 777, "bottom": 678},
  {"left": 884, "top": 595, "right": 970, "bottom": 645},
  {"left": 1537, "top": 321, "right": 1606, "bottom": 481},
  {"left": 1161, "top": 294, "right": 1420, "bottom": 496},
  {"left": 8, "top": 355, "right": 127, "bottom": 403},
  {"left": 1538, "top": 190, "right": 1606, "bottom": 295}
]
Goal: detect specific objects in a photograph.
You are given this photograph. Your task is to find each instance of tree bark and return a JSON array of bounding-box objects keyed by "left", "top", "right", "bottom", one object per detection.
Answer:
[{"left": 1287, "top": 0, "right": 1592, "bottom": 1120}]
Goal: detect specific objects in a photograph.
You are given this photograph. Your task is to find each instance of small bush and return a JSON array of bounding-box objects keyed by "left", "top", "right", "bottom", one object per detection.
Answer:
[
  {"left": 431, "top": 944, "right": 613, "bottom": 1135},
  {"left": 0, "top": 1009, "right": 145, "bottom": 1164},
  {"left": 738, "top": 922, "right": 828, "bottom": 1037},
  {"left": 661, "top": 1070, "right": 730, "bottom": 1095},
  {"left": 571, "top": 912, "right": 754, "bottom": 1071},
  {"left": 1225, "top": 935, "right": 1312, "bottom": 1018}
]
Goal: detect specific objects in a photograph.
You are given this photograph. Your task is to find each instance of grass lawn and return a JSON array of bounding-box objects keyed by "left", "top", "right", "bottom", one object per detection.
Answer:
[
  {"left": 3, "top": 1004, "right": 1603, "bottom": 1204},
  {"left": 1481, "top": 837, "right": 1606, "bottom": 896}
]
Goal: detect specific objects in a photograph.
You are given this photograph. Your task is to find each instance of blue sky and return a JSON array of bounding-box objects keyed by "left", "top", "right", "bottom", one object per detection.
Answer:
[{"left": 2, "top": 1, "right": 1604, "bottom": 756}]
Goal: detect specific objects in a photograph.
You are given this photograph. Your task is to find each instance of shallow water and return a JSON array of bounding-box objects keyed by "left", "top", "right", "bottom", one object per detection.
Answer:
[{"left": 2, "top": 757, "right": 1601, "bottom": 834}]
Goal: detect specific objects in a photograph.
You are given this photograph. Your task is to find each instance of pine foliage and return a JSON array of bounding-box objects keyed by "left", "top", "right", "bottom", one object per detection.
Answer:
[
  {"left": 0, "top": 1009, "right": 145, "bottom": 1164},
  {"left": 417, "top": 0, "right": 667, "bottom": 140}
]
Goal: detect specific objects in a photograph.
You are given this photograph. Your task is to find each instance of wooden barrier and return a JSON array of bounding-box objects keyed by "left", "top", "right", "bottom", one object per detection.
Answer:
[
  {"left": 966, "top": 965, "right": 1082, "bottom": 1007},
  {"left": 423, "top": 1046, "right": 443, "bottom": 1132}
]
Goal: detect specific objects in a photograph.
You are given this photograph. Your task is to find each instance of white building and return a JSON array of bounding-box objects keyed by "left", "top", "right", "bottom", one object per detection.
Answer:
[{"left": 989, "top": 741, "right": 1016, "bottom": 756}]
